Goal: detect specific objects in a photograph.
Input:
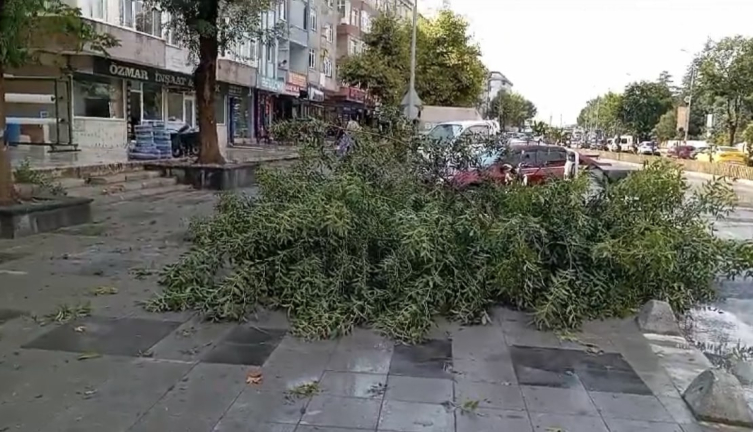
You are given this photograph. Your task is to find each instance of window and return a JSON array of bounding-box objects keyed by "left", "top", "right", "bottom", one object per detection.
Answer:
[
  {"left": 310, "top": 10, "right": 317, "bottom": 32},
  {"left": 308, "top": 49, "right": 317, "bottom": 69},
  {"left": 142, "top": 83, "right": 163, "bottom": 120},
  {"left": 536, "top": 148, "right": 568, "bottom": 166},
  {"left": 360, "top": 11, "right": 370, "bottom": 31},
  {"left": 350, "top": 9, "right": 359, "bottom": 26},
  {"left": 122, "top": 0, "right": 162, "bottom": 37},
  {"left": 266, "top": 42, "right": 274, "bottom": 62},
  {"left": 348, "top": 39, "right": 358, "bottom": 55},
  {"left": 73, "top": 76, "right": 124, "bottom": 118},
  {"left": 278, "top": 0, "right": 287, "bottom": 20},
  {"left": 82, "top": 0, "right": 105, "bottom": 19},
  {"left": 337, "top": 0, "right": 347, "bottom": 18},
  {"left": 323, "top": 58, "right": 333, "bottom": 77},
  {"left": 323, "top": 24, "right": 333, "bottom": 42},
  {"left": 166, "top": 90, "right": 184, "bottom": 121}
]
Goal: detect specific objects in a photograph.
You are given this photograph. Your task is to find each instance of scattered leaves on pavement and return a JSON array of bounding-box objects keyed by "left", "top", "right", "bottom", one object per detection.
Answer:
[
  {"left": 90, "top": 286, "right": 119, "bottom": 296},
  {"left": 286, "top": 381, "right": 320, "bottom": 399},
  {"left": 245, "top": 367, "right": 262, "bottom": 385},
  {"left": 77, "top": 352, "right": 101, "bottom": 361},
  {"left": 73, "top": 326, "right": 86, "bottom": 333},
  {"left": 46, "top": 302, "right": 91, "bottom": 324}
]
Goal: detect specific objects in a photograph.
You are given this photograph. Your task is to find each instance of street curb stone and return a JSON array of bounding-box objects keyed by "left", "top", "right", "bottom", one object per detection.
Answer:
[
  {"left": 682, "top": 368, "right": 753, "bottom": 427},
  {"left": 636, "top": 300, "right": 682, "bottom": 336}
]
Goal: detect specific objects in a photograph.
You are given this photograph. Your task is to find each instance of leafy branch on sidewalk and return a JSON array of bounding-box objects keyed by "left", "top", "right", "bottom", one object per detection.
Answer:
[{"left": 147, "top": 112, "right": 753, "bottom": 342}]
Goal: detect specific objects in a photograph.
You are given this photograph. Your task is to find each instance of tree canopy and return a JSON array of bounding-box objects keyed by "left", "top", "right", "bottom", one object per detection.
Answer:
[
  {"left": 488, "top": 91, "right": 537, "bottom": 130},
  {"left": 617, "top": 81, "right": 673, "bottom": 141},
  {"left": 148, "top": 0, "right": 274, "bottom": 163},
  {"left": 338, "top": 10, "right": 487, "bottom": 108},
  {"left": 577, "top": 92, "right": 623, "bottom": 135},
  {"left": 0, "top": 0, "right": 118, "bottom": 205},
  {"left": 654, "top": 109, "right": 679, "bottom": 142}
]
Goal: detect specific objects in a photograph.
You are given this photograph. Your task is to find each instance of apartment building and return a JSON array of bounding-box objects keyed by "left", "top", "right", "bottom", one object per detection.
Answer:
[
  {"left": 2, "top": 0, "right": 275, "bottom": 151},
  {"left": 331, "top": 0, "right": 412, "bottom": 114}
]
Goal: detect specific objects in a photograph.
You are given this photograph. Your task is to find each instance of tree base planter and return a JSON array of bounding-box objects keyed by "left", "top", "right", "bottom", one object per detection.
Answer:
[
  {"left": 0, "top": 196, "right": 93, "bottom": 239},
  {"left": 145, "top": 159, "right": 295, "bottom": 190}
]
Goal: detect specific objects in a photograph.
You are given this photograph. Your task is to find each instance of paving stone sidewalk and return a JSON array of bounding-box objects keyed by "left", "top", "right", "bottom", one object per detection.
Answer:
[{"left": 0, "top": 188, "right": 747, "bottom": 432}]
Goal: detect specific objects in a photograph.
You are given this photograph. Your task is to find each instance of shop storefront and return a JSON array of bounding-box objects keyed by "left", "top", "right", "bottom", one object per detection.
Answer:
[
  {"left": 226, "top": 84, "right": 254, "bottom": 145},
  {"left": 306, "top": 86, "right": 325, "bottom": 119},
  {"left": 76, "top": 57, "right": 252, "bottom": 147},
  {"left": 255, "top": 76, "right": 284, "bottom": 140},
  {"left": 275, "top": 72, "right": 306, "bottom": 121},
  {"left": 326, "top": 86, "right": 366, "bottom": 124}
]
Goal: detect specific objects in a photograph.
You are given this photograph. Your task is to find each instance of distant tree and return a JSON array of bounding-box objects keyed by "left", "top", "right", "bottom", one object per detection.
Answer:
[
  {"left": 0, "top": 0, "right": 118, "bottom": 205},
  {"left": 489, "top": 91, "right": 536, "bottom": 130},
  {"left": 618, "top": 81, "right": 673, "bottom": 140},
  {"left": 577, "top": 92, "right": 624, "bottom": 136},
  {"left": 695, "top": 36, "right": 753, "bottom": 146},
  {"left": 655, "top": 109, "right": 679, "bottom": 142},
  {"left": 339, "top": 10, "right": 487, "bottom": 108},
  {"left": 531, "top": 120, "right": 548, "bottom": 136},
  {"left": 150, "top": 0, "right": 274, "bottom": 164}
]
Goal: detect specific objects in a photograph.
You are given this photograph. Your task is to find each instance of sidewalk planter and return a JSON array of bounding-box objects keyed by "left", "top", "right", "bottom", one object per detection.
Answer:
[
  {"left": 0, "top": 196, "right": 93, "bottom": 238},
  {"left": 144, "top": 157, "right": 297, "bottom": 190},
  {"left": 589, "top": 150, "right": 753, "bottom": 180}
]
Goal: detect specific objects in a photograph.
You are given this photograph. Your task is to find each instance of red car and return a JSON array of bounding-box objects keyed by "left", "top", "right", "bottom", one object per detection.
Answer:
[
  {"left": 450, "top": 144, "right": 604, "bottom": 188},
  {"left": 667, "top": 145, "right": 694, "bottom": 159}
]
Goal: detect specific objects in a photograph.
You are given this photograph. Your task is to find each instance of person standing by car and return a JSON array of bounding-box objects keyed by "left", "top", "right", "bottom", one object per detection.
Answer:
[{"left": 337, "top": 114, "right": 361, "bottom": 156}]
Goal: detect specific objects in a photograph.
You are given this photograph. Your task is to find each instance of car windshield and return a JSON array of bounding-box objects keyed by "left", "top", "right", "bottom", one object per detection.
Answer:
[{"left": 427, "top": 124, "right": 462, "bottom": 140}]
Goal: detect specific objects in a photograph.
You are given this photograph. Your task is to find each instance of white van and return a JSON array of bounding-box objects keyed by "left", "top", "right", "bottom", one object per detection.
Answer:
[{"left": 617, "top": 135, "right": 635, "bottom": 152}]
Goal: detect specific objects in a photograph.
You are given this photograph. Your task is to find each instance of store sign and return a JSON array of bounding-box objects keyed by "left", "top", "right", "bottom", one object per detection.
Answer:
[
  {"left": 287, "top": 72, "right": 307, "bottom": 88},
  {"left": 258, "top": 76, "right": 284, "bottom": 93},
  {"left": 284, "top": 83, "right": 302, "bottom": 96},
  {"left": 308, "top": 86, "right": 325, "bottom": 102},
  {"left": 347, "top": 87, "right": 366, "bottom": 103},
  {"left": 93, "top": 57, "right": 194, "bottom": 89},
  {"left": 226, "top": 84, "right": 248, "bottom": 97}
]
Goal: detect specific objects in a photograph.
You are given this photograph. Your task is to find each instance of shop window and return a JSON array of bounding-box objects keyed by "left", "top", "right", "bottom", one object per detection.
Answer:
[
  {"left": 142, "top": 83, "right": 163, "bottom": 120},
  {"left": 231, "top": 96, "right": 251, "bottom": 139},
  {"left": 166, "top": 90, "right": 184, "bottom": 121},
  {"left": 308, "top": 49, "right": 316, "bottom": 69},
  {"left": 122, "top": 0, "right": 162, "bottom": 37},
  {"left": 73, "top": 76, "right": 124, "bottom": 118}
]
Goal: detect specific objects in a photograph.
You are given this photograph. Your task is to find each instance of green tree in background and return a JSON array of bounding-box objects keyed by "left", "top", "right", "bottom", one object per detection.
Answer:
[
  {"left": 339, "top": 11, "right": 487, "bottom": 108},
  {"left": 149, "top": 0, "right": 274, "bottom": 164},
  {"left": 655, "top": 109, "right": 679, "bottom": 142},
  {"left": 0, "top": 0, "right": 118, "bottom": 205},
  {"left": 577, "top": 92, "right": 623, "bottom": 135},
  {"left": 489, "top": 91, "right": 537, "bottom": 130},
  {"left": 695, "top": 36, "right": 753, "bottom": 145},
  {"left": 618, "top": 81, "right": 673, "bottom": 140}
]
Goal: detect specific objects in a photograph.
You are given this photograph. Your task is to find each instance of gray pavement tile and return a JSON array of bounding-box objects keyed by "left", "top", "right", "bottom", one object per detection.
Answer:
[
  {"left": 589, "top": 392, "right": 673, "bottom": 422},
  {"left": 679, "top": 423, "right": 752, "bottom": 432},
  {"left": 634, "top": 371, "right": 682, "bottom": 398},
  {"left": 201, "top": 325, "right": 288, "bottom": 366},
  {"left": 296, "top": 427, "right": 373, "bottom": 432},
  {"left": 129, "top": 362, "right": 249, "bottom": 432},
  {"left": 257, "top": 347, "right": 331, "bottom": 390},
  {"left": 0, "top": 350, "right": 129, "bottom": 432},
  {"left": 327, "top": 346, "right": 394, "bottom": 375},
  {"left": 319, "top": 371, "right": 387, "bottom": 398},
  {"left": 148, "top": 319, "right": 235, "bottom": 362},
  {"left": 454, "top": 379, "right": 526, "bottom": 411},
  {"left": 385, "top": 376, "right": 453, "bottom": 404},
  {"left": 450, "top": 355, "right": 517, "bottom": 384},
  {"left": 529, "top": 412, "right": 609, "bottom": 432},
  {"left": 22, "top": 315, "right": 182, "bottom": 357},
  {"left": 277, "top": 334, "right": 339, "bottom": 355},
  {"left": 451, "top": 325, "right": 506, "bottom": 359},
  {"left": 378, "top": 400, "right": 454, "bottom": 432},
  {"left": 214, "top": 421, "right": 296, "bottom": 432},
  {"left": 504, "top": 327, "right": 563, "bottom": 349},
  {"left": 389, "top": 339, "right": 453, "bottom": 379},
  {"left": 658, "top": 396, "right": 698, "bottom": 425},
  {"left": 40, "top": 359, "right": 193, "bottom": 432},
  {"left": 602, "top": 418, "right": 683, "bottom": 432},
  {"left": 520, "top": 386, "right": 598, "bottom": 416},
  {"left": 217, "top": 389, "right": 307, "bottom": 425},
  {"left": 455, "top": 408, "right": 532, "bottom": 432},
  {"left": 301, "top": 395, "right": 381, "bottom": 429},
  {"left": 0, "top": 308, "right": 23, "bottom": 324},
  {"left": 576, "top": 368, "right": 652, "bottom": 395}
]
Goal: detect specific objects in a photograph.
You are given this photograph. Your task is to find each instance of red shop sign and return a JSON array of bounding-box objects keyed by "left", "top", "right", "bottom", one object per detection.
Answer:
[{"left": 347, "top": 87, "right": 365, "bottom": 103}]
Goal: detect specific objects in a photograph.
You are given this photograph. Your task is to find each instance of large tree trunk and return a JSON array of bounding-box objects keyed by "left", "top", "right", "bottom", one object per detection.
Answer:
[
  {"left": 194, "top": 27, "right": 224, "bottom": 165},
  {"left": 0, "top": 63, "right": 18, "bottom": 206}
]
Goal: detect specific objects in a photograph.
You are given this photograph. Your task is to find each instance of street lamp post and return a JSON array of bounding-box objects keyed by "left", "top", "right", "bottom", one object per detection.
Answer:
[
  {"left": 403, "top": 0, "right": 420, "bottom": 120},
  {"left": 681, "top": 48, "right": 695, "bottom": 143}
]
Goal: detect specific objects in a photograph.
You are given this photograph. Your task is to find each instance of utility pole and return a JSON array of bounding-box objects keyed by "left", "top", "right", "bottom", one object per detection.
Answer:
[
  {"left": 685, "top": 66, "right": 695, "bottom": 142},
  {"left": 401, "top": 0, "right": 420, "bottom": 120}
]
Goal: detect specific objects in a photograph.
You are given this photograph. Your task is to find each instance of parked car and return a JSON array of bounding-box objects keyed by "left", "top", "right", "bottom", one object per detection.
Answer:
[
  {"left": 449, "top": 144, "right": 607, "bottom": 188},
  {"left": 637, "top": 141, "right": 660, "bottom": 155},
  {"left": 694, "top": 146, "right": 747, "bottom": 164},
  {"left": 667, "top": 145, "right": 694, "bottom": 159}
]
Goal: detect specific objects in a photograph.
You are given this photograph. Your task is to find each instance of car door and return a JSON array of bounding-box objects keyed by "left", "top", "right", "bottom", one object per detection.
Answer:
[{"left": 528, "top": 147, "right": 567, "bottom": 183}]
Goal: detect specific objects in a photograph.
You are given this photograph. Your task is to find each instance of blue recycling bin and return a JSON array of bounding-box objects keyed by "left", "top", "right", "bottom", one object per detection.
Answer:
[{"left": 4, "top": 123, "right": 20, "bottom": 146}]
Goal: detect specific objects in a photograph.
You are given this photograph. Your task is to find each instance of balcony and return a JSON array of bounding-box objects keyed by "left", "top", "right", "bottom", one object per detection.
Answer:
[
  {"left": 289, "top": 25, "right": 308, "bottom": 47},
  {"left": 337, "top": 23, "right": 360, "bottom": 38}
]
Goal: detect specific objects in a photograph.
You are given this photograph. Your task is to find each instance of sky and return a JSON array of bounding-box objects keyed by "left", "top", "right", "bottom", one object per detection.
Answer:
[{"left": 418, "top": 0, "right": 753, "bottom": 125}]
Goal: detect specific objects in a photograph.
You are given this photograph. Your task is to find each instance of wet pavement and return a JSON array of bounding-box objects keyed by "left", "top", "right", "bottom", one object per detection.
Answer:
[{"left": 0, "top": 178, "right": 749, "bottom": 431}]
